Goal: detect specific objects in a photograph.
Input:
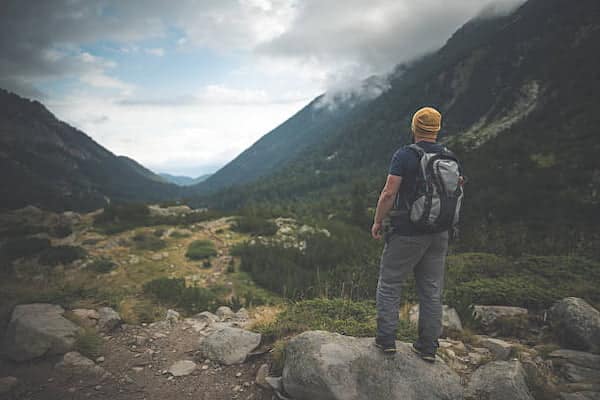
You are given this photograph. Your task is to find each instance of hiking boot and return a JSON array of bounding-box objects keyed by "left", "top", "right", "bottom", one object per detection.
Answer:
[
  {"left": 375, "top": 337, "right": 396, "bottom": 353},
  {"left": 411, "top": 343, "right": 436, "bottom": 362}
]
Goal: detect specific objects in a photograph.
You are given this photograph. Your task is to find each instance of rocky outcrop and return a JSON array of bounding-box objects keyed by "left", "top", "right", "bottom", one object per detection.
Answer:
[
  {"left": 71, "top": 308, "right": 100, "bottom": 328},
  {"left": 215, "top": 306, "right": 235, "bottom": 321},
  {"left": 465, "top": 360, "right": 534, "bottom": 400},
  {"left": 282, "top": 331, "right": 463, "bottom": 400},
  {"left": 3, "top": 303, "right": 80, "bottom": 361},
  {"left": 198, "top": 326, "right": 261, "bottom": 365},
  {"left": 549, "top": 298, "right": 600, "bottom": 353},
  {"left": 408, "top": 304, "right": 463, "bottom": 332},
  {"left": 97, "top": 307, "right": 122, "bottom": 333}
]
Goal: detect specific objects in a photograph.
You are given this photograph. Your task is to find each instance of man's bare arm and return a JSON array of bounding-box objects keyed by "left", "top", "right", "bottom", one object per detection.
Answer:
[{"left": 371, "top": 175, "right": 402, "bottom": 239}]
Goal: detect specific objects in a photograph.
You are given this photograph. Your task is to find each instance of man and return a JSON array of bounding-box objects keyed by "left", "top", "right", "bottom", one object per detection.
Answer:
[{"left": 371, "top": 106, "right": 458, "bottom": 362}]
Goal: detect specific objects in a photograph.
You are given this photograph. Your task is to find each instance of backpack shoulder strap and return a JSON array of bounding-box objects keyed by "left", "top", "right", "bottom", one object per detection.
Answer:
[{"left": 407, "top": 143, "right": 425, "bottom": 159}]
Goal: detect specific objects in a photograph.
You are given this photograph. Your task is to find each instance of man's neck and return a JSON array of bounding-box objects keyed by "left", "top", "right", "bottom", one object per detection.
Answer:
[{"left": 414, "top": 137, "right": 437, "bottom": 144}]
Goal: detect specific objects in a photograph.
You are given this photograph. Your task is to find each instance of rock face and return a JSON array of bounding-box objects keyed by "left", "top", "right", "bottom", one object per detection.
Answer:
[
  {"left": 3, "top": 304, "right": 80, "bottom": 362},
  {"left": 198, "top": 326, "right": 261, "bottom": 365},
  {"left": 549, "top": 298, "right": 600, "bottom": 353},
  {"left": 215, "top": 306, "right": 235, "bottom": 321},
  {"left": 465, "top": 360, "right": 534, "bottom": 400},
  {"left": 282, "top": 331, "right": 463, "bottom": 400},
  {"left": 71, "top": 309, "right": 99, "bottom": 328},
  {"left": 408, "top": 304, "right": 463, "bottom": 332},
  {"left": 97, "top": 307, "right": 122, "bottom": 333}
]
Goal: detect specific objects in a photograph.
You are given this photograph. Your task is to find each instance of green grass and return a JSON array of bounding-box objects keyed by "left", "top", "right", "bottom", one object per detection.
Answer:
[
  {"left": 142, "top": 277, "right": 221, "bottom": 315},
  {"left": 253, "top": 298, "right": 416, "bottom": 343},
  {"left": 185, "top": 240, "right": 217, "bottom": 260},
  {"left": 170, "top": 230, "right": 191, "bottom": 239},
  {"left": 232, "top": 216, "right": 278, "bottom": 236},
  {"left": 1, "top": 237, "right": 51, "bottom": 263}
]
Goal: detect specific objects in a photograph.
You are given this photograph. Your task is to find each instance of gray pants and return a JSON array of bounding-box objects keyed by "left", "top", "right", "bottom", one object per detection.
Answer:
[{"left": 376, "top": 231, "right": 449, "bottom": 349}]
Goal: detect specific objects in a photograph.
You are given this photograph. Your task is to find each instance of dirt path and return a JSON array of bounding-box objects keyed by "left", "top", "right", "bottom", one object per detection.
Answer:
[{"left": 0, "top": 320, "right": 273, "bottom": 400}]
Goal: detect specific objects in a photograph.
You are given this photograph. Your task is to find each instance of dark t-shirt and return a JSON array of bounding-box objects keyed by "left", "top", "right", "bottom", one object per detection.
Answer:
[{"left": 388, "top": 141, "right": 447, "bottom": 236}]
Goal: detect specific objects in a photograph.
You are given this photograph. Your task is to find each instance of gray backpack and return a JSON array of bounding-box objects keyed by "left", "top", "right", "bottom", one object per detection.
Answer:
[{"left": 402, "top": 144, "right": 464, "bottom": 234}]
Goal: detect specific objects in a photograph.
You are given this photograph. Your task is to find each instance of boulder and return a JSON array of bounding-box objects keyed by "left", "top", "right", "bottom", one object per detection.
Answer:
[
  {"left": 255, "top": 363, "right": 270, "bottom": 389},
  {"left": 235, "top": 307, "right": 250, "bottom": 321},
  {"left": 198, "top": 326, "right": 261, "bottom": 365},
  {"left": 549, "top": 298, "right": 600, "bottom": 353},
  {"left": 216, "top": 306, "right": 235, "bottom": 321},
  {"left": 168, "top": 360, "right": 196, "bottom": 377},
  {"left": 408, "top": 304, "right": 463, "bottom": 332},
  {"left": 165, "top": 309, "right": 180, "bottom": 326},
  {"left": 3, "top": 303, "right": 80, "bottom": 361},
  {"left": 0, "top": 377, "right": 18, "bottom": 395},
  {"left": 282, "top": 331, "right": 463, "bottom": 400},
  {"left": 55, "top": 352, "right": 107, "bottom": 382},
  {"left": 465, "top": 360, "right": 534, "bottom": 400},
  {"left": 549, "top": 349, "right": 600, "bottom": 384},
  {"left": 71, "top": 309, "right": 99, "bottom": 328},
  {"left": 97, "top": 307, "right": 122, "bottom": 332},
  {"left": 193, "top": 311, "right": 219, "bottom": 325},
  {"left": 473, "top": 305, "right": 528, "bottom": 329},
  {"left": 477, "top": 337, "right": 514, "bottom": 360}
]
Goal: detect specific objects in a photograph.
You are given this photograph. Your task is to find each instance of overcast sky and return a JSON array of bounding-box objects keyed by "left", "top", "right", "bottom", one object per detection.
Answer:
[{"left": 0, "top": 0, "right": 523, "bottom": 177}]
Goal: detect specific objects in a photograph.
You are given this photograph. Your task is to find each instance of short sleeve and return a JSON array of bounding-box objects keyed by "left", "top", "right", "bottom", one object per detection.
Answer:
[{"left": 388, "top": 149, "right": 408, "bottom": 177}]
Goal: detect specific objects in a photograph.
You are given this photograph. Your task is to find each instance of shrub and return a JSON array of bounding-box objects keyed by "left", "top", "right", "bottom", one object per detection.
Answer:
[
  {"left": 202, "top": 260, "right": 212, "bottom": 269},
  {"left": 132, "top": 299, "right": 163, "bottom": 323},
  {"left": 1, "top": 237, "right": 51, "bottom": 262},
  {"left": 88, "top": 258, "right": 117, "bottom": 273},
  {"left": 142, "top": 277, "right": 220, "bottom": 314},
  {"left": 232, "top": 216, "right": 278, "bottom": 236},
  {"left": 253, "top": 298, "right": 416, "bottom": 343},
  {"left": 153, "top": 228, "right": 165, "bottom": 237},
  {"left": 132, "top": 233, "right": 166, "bottom": 251},
  {"left": 74, "top": 328, "right": 103, "bottom": 358},
  {"left": 169, "top": 230, "right": 191, "bottom": 239},
  {"left": 93, "top": 203, "right": 151, "bottom": 233},
  {"left": 38, "top": 245, "right": 86, "bottom": 266},
  {"left": 185, "top": 240, "right": 217, "bottom": 260},
  {"left": 51, "top": 224, "right": 73, "bottom": 238}
]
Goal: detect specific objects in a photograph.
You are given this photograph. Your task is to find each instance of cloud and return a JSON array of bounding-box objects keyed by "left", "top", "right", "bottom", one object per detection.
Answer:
[{"left": 145, "top": 47, "right": 165, "bottom": 57}]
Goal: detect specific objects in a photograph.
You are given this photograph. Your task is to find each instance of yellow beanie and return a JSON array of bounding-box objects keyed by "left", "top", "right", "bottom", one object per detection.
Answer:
[{"left": 411, "top": 107, "right": 442, "bottom": 140}]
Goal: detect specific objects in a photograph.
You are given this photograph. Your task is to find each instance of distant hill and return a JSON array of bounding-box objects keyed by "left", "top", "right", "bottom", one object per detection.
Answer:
[
  {"left": 193, "top": 0, "right": 600, "bottom": 257},
  {"left": 0, "top": 89, "right": 181, "bottom": 212},
  {"left": 160, "top": 173, "right": 211, "bottom": 186},
  {"left": 118, "top": 156, "right": 168, "bottom": 184}
]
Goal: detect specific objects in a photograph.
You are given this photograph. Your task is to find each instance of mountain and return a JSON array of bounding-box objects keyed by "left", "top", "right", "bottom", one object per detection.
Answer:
[
  {"left": 118, "top": 156, "right": 168, "bottom": 184},
  {"left": 0, "top": 89, "right": 181, "bottom": 212},
  {"left": 159, "top": 173, "right": 211, "bottom": 186},
  {"left": 192, "top": 0, "right": 600, "bottom": 257},
  {"left": 188, "top": 89, "right": 378, "bottom": 195}
]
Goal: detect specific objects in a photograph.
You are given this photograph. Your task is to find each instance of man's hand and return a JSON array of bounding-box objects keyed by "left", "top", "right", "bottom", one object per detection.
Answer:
[{"left": 371, "top": 222, "right": 383, "bottom": 240}]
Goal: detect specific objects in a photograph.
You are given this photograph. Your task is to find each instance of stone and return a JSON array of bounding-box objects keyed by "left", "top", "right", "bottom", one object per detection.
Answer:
[
  {"left": 198, "top": 326, "right": 261, "bottom": 365},
  {"left": 0, "top": 377, "right": 18, "bottom": 395},
  {"left": 465, "top": 360, "right": 534, "bottom": 400},
  {"left": 473, "top": 305, "right": 528, "bottom": 329},
  {"left": 549, "top": 349, "right": 600, "bottom": 371},
  {"left": 97, "top": 307, "right": 122, "bottom": 333},
  {"left": 183, "top": 318, "right": 208, "bottom": 332},
  {"left": 165, "top": 309, "right": 180, "bottom": 326},
  {"left": 560, "top": 392, "right": 600, "bottom": 400},
  {"left": 193, "top": 311, "right": 219, "bottom": 325},
  {"left": 255, "top": 364, "right": 270, "bottom": 389},
  {"left": 477, "top": 337, "right": 514, "bottom": 360},
  {"left": 549, "top": 298, "right": 600, "bottom": 353},
  {"left": 408, "top": 304, "right": 463, "bottom": 332},
  {"left": 235, "top": 308, "right": 250, "bottom": 321},
  {"left": 216, "top": 306, "right": 235, "bottom": 321},
  {"left": 71, "top": 309, "right": 100, "bottom": 327},
  {"left": 168, "top": 360, "right": 197, "bottom": 377},
  {"left": 3, "top": 303, "right": 80, "bottom": 361},
  {"left": 282, "top": 331, "right": 463, "bottom": 400},
  {"left": 55, "top": 352, "right": 107, "bottom": 382}
]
